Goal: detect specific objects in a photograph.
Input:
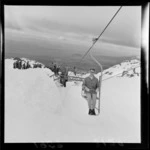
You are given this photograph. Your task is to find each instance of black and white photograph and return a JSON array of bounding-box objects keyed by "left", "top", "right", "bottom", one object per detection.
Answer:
[{"left": 3, "top": 5, "right": 145, "bottom": 143}]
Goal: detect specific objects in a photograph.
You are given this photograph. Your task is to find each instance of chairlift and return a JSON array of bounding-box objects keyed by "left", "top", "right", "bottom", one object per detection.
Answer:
[
  {"left": 80, "top": 51, "right": 103, "bottom": 115},
  {"left": 52, "top": 6, "right": 122, "bottom": 115}
]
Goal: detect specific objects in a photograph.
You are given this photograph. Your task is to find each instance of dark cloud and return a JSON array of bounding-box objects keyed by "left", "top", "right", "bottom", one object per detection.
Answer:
[{"left": 5, "top": 6, "right": 141, "bottom": 49}]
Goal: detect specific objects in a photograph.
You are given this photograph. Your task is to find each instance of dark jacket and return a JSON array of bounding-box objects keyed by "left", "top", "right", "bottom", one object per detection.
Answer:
[
  {"left": 60, "top": 67, "right": 68, "bottom": 80},
  {"left": 82, "top": 76, "right": 99, "bottom": 94}
]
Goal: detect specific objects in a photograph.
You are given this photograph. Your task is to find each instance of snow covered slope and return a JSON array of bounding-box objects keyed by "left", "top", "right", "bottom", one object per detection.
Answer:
[
  {"left": 101, "top": 59, "right": 140, "bottom": 79},
  {"left": 5, "top": 58, "right": 141, "bottom": 143}
]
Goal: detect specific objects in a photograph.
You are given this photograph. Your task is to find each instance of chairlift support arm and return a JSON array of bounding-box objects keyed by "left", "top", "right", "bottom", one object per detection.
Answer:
[{"left": 89, "top": 51, "right": 103, "bottom": 115}]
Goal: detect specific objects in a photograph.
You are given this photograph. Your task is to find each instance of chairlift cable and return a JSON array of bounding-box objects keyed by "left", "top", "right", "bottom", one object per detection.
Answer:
[
  {"left": 79, "top": 6, "right": 122, "bottom": 64},
  {"left": 67, "top": 6, "right": 122, "bottom": 78}
]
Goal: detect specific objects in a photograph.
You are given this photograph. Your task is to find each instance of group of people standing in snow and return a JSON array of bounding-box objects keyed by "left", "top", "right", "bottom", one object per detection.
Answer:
[
  {"left": 13, "top": 60, "right": 31, "bottom": 69},
  {"left": 51, "top": 63, "right": 60, "bottom": 76},
  {"left": 50, "top": 62, "right": 70, "bottom": 87}
]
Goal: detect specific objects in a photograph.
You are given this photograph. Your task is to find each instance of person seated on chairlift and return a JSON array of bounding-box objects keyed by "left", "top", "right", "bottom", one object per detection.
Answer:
[{"left": 82, "top": 68, "right": 99, "bottom": 115}]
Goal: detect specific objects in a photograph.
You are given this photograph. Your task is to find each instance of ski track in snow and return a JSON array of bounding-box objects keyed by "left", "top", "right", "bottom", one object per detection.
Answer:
[{"left": 5, "top": 59, "right": 141, "bottom": 142}]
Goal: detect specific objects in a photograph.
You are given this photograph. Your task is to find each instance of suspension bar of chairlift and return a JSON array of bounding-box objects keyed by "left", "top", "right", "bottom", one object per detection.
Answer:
[{"left": 89, "top": 51, "right": 103, "bottom": 115}]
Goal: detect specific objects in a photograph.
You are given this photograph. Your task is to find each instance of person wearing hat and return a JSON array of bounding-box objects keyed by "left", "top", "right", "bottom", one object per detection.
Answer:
[{"left": 82, "top": 68, "right": 99, "bottom": 115}]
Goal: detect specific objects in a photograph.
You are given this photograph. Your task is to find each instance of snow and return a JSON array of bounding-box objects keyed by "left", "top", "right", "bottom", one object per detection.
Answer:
[
  {"left": 95, "top": 59, "right": 140, "bottom": 80},
  {"left": 5, "top": 58, "right": 141, "bottom": 143},
  {"left": 20, "top": 57, "right": 44, "bottom": 68}
]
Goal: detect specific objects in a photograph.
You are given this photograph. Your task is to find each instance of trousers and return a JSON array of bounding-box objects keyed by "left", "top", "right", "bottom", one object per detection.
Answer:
[{"left": 86, "top": 92, "right": 97, "bottom": 109}]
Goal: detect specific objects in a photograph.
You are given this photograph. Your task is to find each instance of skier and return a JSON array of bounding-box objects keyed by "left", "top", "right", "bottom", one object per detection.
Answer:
[
  {"left": 60, "top": 66, "right": 68, "bottom": 87},
  {"left": 13, "top": 61, "right": 16, "bottom": 69},
  {"left": 56, "top": 65, "right": 60, "bottom": 76},
  {"left": 18, "top": 60, "right": 22, "bottom": 69},
  {"left": 82, "top": 68, "right": 99, "bottom": 115},
  {"left": 27, "top": 61, "right": 30, "bottom": 69},
  {"left": 73, "top": 66, "right": 77, "bottom": 76},
  {"left": 53, "top": 64, "right": 57, "bottom": 76}
]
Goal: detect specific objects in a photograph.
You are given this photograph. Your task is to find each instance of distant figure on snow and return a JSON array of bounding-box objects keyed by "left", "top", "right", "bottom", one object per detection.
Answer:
[
  {"left": 53, "top": 64, "right": 58, "bottom": 76},
  {"left": 18, "top": 60, "right": 22, "bottom": 69},
  {"left": 82, "top": 68, "right": 99, "bottom": 115},
  {"left": 73, "top": 66, "right": 77, "bottom": 76},
  {"left": 56, "top": 65, "right": 60, "bottom": 76},
  {"left": 60, "top": 66, "right": 68, "bottom": 87}
]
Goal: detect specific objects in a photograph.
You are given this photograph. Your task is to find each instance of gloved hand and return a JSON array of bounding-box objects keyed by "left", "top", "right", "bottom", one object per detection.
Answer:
[{"left": 85, "top": 87, "right": 90, "bottom": 92}]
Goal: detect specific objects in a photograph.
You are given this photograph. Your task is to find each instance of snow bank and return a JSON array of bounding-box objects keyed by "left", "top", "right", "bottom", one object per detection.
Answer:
[
  {"left": 63, "top": 75, "right": 141, "bottom": 142},
  {"left": 5, "top": 60, "right": 61, "bottom": 113},
  {"left": 5, "top": 60, "right": 63, "bottom": 142},
  {"left": 5, "top": 58, "right": 141, "bottom": 143}
]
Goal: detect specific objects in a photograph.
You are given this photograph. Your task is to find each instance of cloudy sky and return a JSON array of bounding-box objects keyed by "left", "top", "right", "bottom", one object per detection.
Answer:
[
  {"left": 4, "top": 6, "right": 141, "bottom": 70},
  {"left": 5, "top": 6, "right": 141, "bottom": 48}
]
